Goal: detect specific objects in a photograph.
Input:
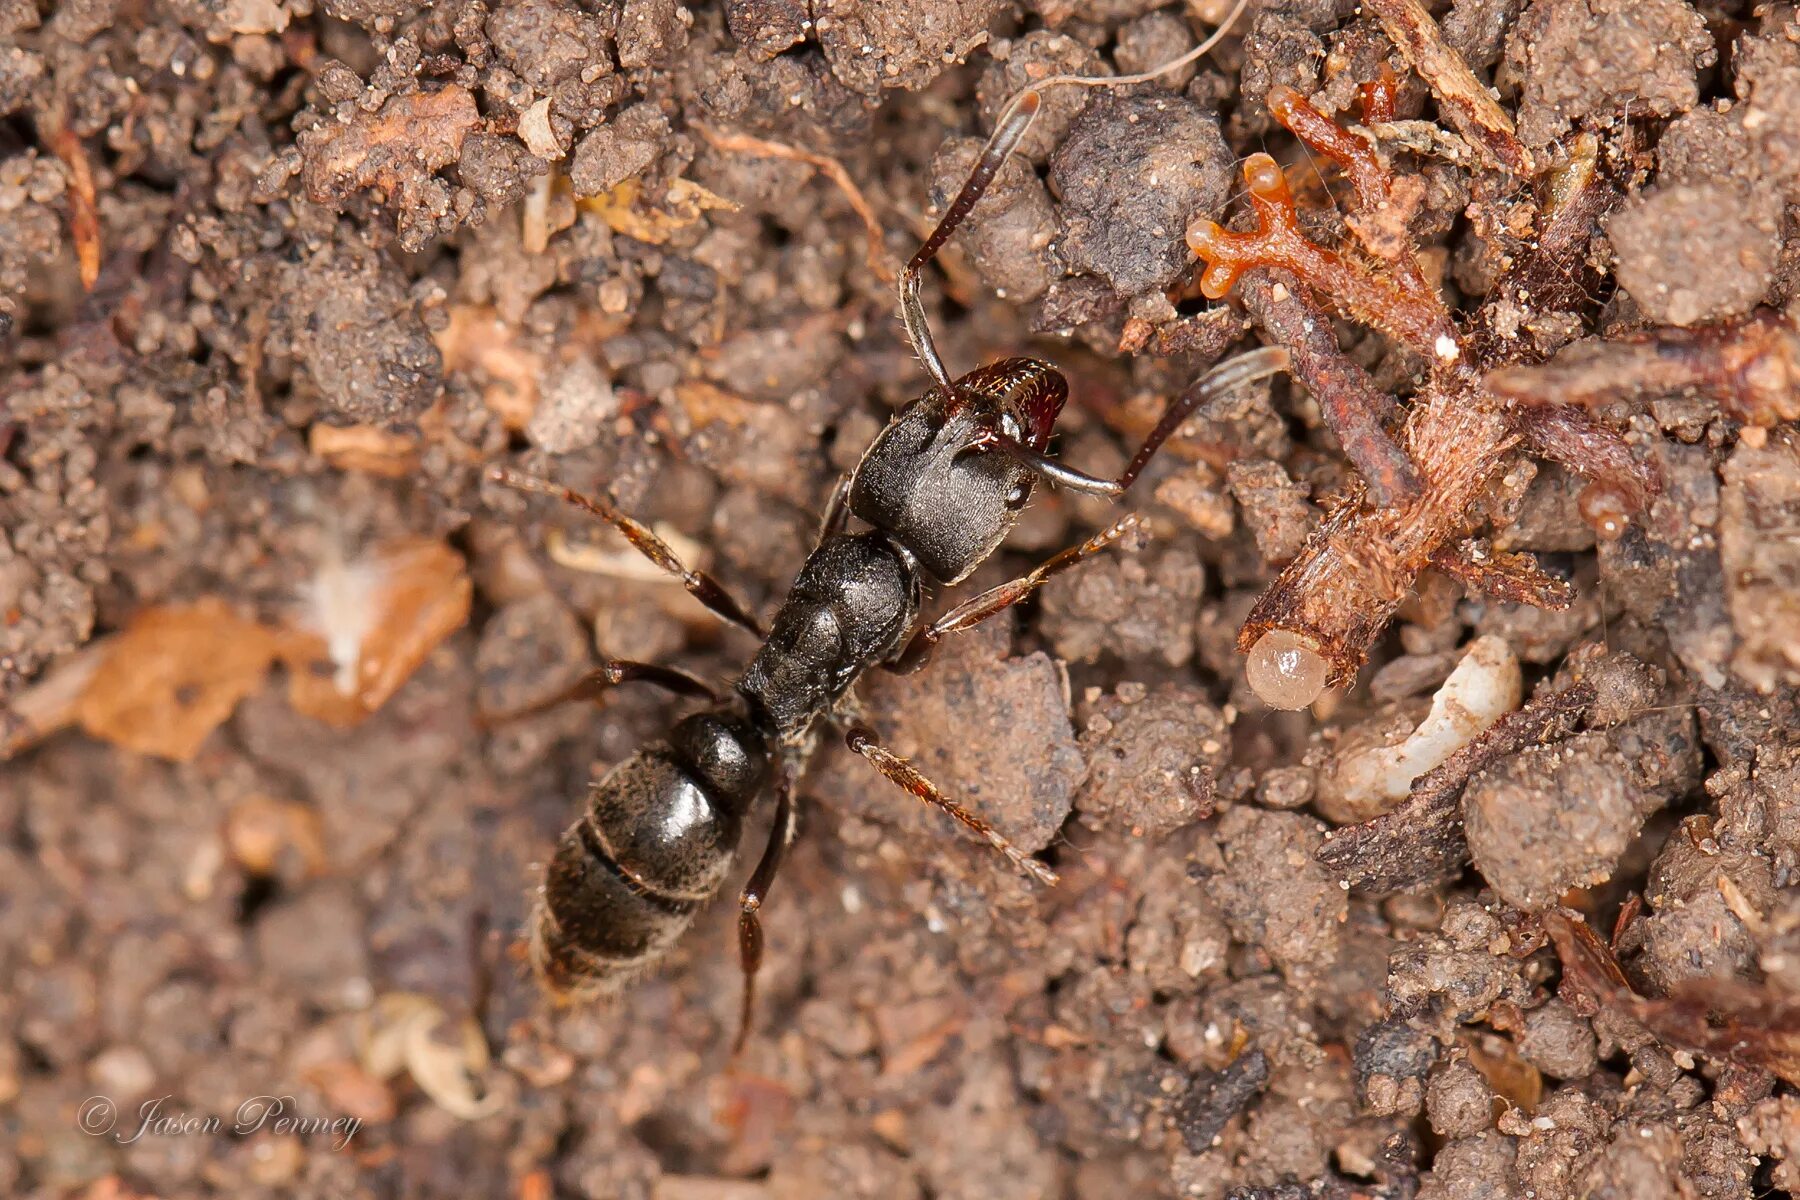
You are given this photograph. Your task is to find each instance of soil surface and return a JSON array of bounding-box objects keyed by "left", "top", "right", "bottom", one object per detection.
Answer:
[{"left": 3, "top": 1, "right": 1799, "bottom": 1198}]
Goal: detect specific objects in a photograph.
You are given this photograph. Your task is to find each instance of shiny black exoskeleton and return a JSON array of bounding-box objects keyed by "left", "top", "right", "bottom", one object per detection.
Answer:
[
  {"left": 526, "top": 357, "right": 1074, "bottom": 1001},
  {"left": 503, "top": 88, "right": 1288, "bottom": 1044}
]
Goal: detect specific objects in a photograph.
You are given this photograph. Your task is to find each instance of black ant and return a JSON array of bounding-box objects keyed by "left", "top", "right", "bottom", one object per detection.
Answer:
[{"left": 490, "top": 3, "right": 1279, "bottom": 1049}]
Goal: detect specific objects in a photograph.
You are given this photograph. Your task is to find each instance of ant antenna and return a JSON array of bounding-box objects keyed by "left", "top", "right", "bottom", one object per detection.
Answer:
[
  {"left": 900, "top": 0, "right": 1254, "bottom": 399},
  {"left": 987, "top": 0, "right": 1253, "bottom": 135},
  {"left": 901, "top": 92, "right": 1042, "bottom": 399}
]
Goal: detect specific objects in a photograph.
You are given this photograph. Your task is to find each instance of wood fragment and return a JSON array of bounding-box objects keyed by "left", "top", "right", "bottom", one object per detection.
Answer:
[
  {"left": 1488, "top": 307, "right": 1800, "bottom": 429},
  {"left": 1237, "top": 385, "right": 1516, "bottom": 688},
  {"left": 1240, "top": 273, "right": 1420, "bottom": 506},
  {"left": 1546, "top": 909, "right": 1800, "bottom": 1086},
  {"left": 1204, "top": 98, "right": 1629, "bottom": 691},
  {"left": 1363, "top": 0, "right": 1532, "bottom": 176},
  {"left": 1512, "top": 405, "right": 1661, "bottom": 514},
  {"left": 521, "top": 170, "right": 556, "bottom": 255},
  {"left": 1116, "top": 307, "right": 1249, "bottom": 358},
  {"left": 1431, "top": 539, "right": 1575, "bottom": 610}
]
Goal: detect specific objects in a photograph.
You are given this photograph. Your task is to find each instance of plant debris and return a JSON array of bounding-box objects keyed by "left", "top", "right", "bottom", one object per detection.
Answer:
[
  {"left": 72, "top": 598, "right": 283, "bottom": 762},
  {"left": 3, "top": 0, "right": 1799, "bottom": 1195}
]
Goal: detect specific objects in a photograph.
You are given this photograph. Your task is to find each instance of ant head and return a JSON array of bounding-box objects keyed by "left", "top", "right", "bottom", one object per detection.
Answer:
[
  {"left": 954, "top": 356, "right": 1068, "bottom": 454},
  {"left": 848, "top": 358, "right": 1067, "bottom": 583}
]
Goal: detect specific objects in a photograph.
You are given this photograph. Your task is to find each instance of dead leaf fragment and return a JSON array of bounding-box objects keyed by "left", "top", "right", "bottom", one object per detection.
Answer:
[
  {"left": 309, "top": 422, "right": 422, "bottom": 477},
  {"left": 225, "top": 794, "right": 328, "bottom": 878},
  {"left": 1548, "top": 908, "right": 1800, "bottom": 1086},
  {"left": 1467, "top": 1036, "right": 1544, "bottom": 1114},
  {"left": 580, "top": 177, "right": 739, "bottom": 244},
  {"left": 286, "top": 536, "right": 472, "bottom": 728},
  {"left": 673, "top": 379, "right": 754, "bottom": 429},
  {"left": 357, "top": 992, "right": 501, "bottom": 1120},
  {"left": 75, "top": 598, "right": 282, "bottom": 762},
  {"left": 435, "top": 305, "right": 544, "bottom": 430}
]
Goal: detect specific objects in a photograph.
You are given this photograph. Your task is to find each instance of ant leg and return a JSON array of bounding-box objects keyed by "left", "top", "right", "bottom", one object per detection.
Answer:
[
  {"left": 816, "top": 474, "right": 852, "bottom": 546},
  {"left": 993, "top": 345, "right": 1290, "bottom": 497},
  {"left": 491, "top": 467, "right": 765, "bottom": 637},
  {"left": 900, "top": 92, "right": 1044, "bottom": 398},
  {"left": 844, "top": 724, "right": 1059, "bottom": 887},
  {"left": 887, "top": 514, "right": 1143, "bottom": 674},
  {"left": 478, "top": 658, "right": 718, "bottom": 725},
  {"left": 733, "top": 761, "right": 800, "bottom": 1056}
]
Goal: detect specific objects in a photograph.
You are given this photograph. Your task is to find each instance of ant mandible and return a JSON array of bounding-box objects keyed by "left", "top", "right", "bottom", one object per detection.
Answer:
[{"left": 491, "top": 0, "right": 1279, "bottom": 1050}]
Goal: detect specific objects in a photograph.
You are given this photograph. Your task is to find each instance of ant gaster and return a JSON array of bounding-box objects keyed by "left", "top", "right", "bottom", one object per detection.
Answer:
[{"left": 492, "top": 3, "right": 1279, "bottom": 1049}]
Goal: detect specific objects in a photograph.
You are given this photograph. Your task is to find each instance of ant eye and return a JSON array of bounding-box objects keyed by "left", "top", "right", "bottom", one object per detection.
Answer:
[{"left": 1006, "top": 480, "right": 1030, "bottom": 508}]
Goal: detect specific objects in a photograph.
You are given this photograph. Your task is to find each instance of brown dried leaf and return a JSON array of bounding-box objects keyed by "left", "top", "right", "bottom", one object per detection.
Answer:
[
  {"left": 286, "top": 536, "right": 472, "bottom": 728},
  {"left": 580, "top": 177, "right": 739, "bottom": 244},
  {"left": 75, "top": 598, "right": 281, "bottom": 762},
  {"left": 1467, "top": 1036, "right": 1544, "bottom": 1113}
]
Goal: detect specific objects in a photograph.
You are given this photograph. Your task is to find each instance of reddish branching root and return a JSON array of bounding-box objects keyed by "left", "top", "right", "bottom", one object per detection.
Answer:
[
  {"left": 1186, "top": 108, "right": 1458, "bottom": 364},
  {"left": 1189, "top": 64, "right": 1654, "bottom": 709},
  {"left": 1185, "top": 84, "right": 1462, "bottom": 509}
]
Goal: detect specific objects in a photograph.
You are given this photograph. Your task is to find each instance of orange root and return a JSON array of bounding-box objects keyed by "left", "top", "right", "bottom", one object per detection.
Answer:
[{"left": 1187, "top": 153, "right": 1454, "bottom": 361}]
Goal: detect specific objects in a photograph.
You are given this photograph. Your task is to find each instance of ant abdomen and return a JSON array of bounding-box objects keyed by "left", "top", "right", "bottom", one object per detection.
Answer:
[
  {"left": 532, "top": 712, "right": 770, "bottom": 995},
  {"left": 499, "top": 4, "right": 1267, "bottom": 1040}
]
